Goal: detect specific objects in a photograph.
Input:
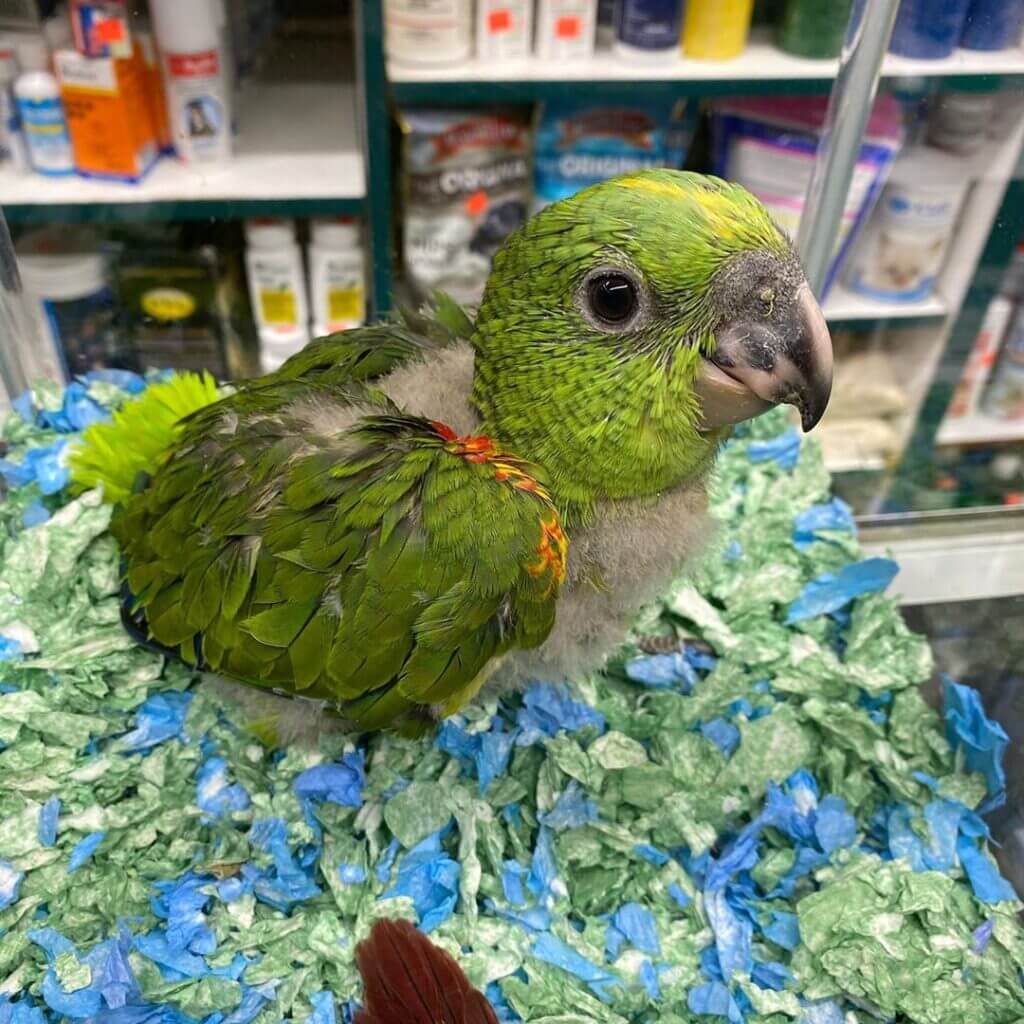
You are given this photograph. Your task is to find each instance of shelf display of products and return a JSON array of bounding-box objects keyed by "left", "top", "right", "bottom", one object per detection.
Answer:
[{"left": 384, "top": 0, "right": 1024, "bottom": 67}]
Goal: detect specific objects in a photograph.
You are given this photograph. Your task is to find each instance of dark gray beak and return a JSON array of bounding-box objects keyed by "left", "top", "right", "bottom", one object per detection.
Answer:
[{"left": 695, "top": 285, "right": 834, "bottom": 433}]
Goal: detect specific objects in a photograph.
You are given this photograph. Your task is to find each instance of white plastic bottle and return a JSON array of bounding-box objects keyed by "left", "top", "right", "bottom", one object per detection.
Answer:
[
  {"left": 149, "top": 0, "right": 232, "bottom": 164},
  {"left": 244, "top": 219, "right": 309, "bottom": 370},
  {"left": 308, "top": 217, "right": 365, "bottom": 337},
  {"left": 476, "top": 0, "right": 533, "bottom": 60},
  {"left": 535, "top": 0, "right": 597, "bottom": 60},
  {"left": 384, "top": 0, "right": 473, "bottom": 66},
  {"left": 15, "top": 69, "right": 73, "bottom": 176}
]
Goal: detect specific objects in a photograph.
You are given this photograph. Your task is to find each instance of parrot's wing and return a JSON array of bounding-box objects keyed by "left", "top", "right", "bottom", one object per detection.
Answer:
[{"left": 115, "top": 412, "right": 565, "bottom": 732}]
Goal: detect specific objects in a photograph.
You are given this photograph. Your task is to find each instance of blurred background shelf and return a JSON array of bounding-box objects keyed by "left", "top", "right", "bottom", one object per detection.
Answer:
[
  {"left": 0, "top": 82, "right": 365, "bottom": 224},
  {"left": 389, "top": 32, "right": 1024, "bottom": 101},
  {"left": 823, "top": 285, "right": 948, "bottom": 323},
  {"left": 937, "top": 413, "right": 1024, "bottom": 446}
]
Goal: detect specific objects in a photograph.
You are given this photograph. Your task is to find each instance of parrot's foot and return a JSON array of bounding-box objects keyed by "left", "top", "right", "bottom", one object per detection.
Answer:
[
  {"left": 201, "top": 675, "right": 356, "bottom": 748},
  {"left": 635, "top": 633, "right": 716, "bottom": 658}
]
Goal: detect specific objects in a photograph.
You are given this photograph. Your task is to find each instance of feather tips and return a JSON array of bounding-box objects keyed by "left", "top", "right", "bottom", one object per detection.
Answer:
[{"left": 354, "top": 919, "right": 498, "bottom": 1024}]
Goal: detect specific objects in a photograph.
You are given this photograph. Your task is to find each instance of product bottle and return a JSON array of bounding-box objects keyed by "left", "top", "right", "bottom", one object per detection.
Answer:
[
  {"left": 776, "top": 0, "right": 853, "bottom": 59},
  {"left": 476, "top": 0, "right": 533, "bottom": 60},
  {"left": 149, "top": 0, "right": 232, "bottom": 163},
  {"left": 682, "top": 0, "right": 754, "bottom": 60},
  {"left": 535, "top": 0, "right": 598, "bottom": 60},
  {"left": 614, "top": 0, "right": 684, "bottom": 61},
  {"left": 308, "top": 217, "right": 365, "bottom": 337},
  {"left": 0, "top": 48, "right": 27, "bottom": 172},
  {"left": 244, "top": 219, "right": 309, "bottom": 368},
  {"left": 384, "top": 0, "right": 473, "bottom": 66},
  {"left": 15, "top": 68, "right": 74, "bottom": 176}
]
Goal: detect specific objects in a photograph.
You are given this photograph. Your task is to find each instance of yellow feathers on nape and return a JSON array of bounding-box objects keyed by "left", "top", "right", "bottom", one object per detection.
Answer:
[{"left": 69, "top": 371, "right": 222, "bottom": 504}]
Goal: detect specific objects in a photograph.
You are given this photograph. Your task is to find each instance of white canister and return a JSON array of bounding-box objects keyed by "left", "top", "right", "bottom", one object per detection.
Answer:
[
  {"left": 245, "top": 218, "right": 310, "bottom": 348},
  {"left": 845, "top": 147, "right": 970, "bottom": 304},
  {"left": 308, "top": 217, "right": 365, "bottom": 336},
  {"left": 476, "top": 0, "right": 533, "bottom": 60},
  {"left": 535, "top": 0, "right": 597, "bottom": 60},
  {"left": 385, "top": 0, "right": 473, "bottom": 66},
  {"left": 15, "top": 227, "right": 119, "bottom": 380},
  {"left": 14, "top": 69, "right": 73, "bottom": 176},
  {"left": 149, "top": 0, "right": 232, "bottom": 164}
]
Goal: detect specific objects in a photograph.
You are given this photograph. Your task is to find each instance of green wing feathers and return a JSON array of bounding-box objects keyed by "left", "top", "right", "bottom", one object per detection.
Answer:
[
  {"left": 70, "top": 371, "right": 221, "bottom": 503},
  {"left": 70, "top": 295, "right": 472, "bottom": 504},
  {"left": 115, "top": 412, "right": 565, "bottom": 731}
]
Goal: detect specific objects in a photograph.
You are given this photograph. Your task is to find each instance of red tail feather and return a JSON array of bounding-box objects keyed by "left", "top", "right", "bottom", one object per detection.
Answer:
[{"left": 354, "top": 919, "right": 499, "bottom": 1024}]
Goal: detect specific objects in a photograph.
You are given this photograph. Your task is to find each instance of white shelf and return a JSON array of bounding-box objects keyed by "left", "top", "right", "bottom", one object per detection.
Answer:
[
  {"left": 823, "top": 284, "right": 947, "bottom": 322},
  {"left": 0, "top": 81, "right": 364, "bottom": 209},
  {"left": 937, "top": 412, "right": 1024, "bottom": 446},
  {"left": 389, "top": 33, "right": 1024, "bottom": 84},
  {"left": 861, "top": 515, "right": 1024, "bottom": 605}
]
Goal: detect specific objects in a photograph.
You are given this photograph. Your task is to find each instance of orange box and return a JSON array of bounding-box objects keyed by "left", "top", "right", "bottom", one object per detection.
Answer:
[
  {"left": 55, "top": 48, "right": 159, "bottom": 182},
  {"left": 134, "top": 31, "right": 172, "bottom": 155}
]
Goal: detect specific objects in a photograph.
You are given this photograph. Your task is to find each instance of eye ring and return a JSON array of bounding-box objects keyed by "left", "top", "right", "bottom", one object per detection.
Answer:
[{"left": 579, "top": 268, "right": 644, "bottom": 332}]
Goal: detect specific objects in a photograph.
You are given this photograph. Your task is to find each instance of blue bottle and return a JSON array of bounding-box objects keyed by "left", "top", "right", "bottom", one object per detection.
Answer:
[
  {"left": 889, "top": 0, "right": 973, "bottom": 59},
  {"left": 614, "top": 0, "right": 685, "bottom": 60},
  {"left": 961, "top": 0, "right": 1024, "bottom": 50}
]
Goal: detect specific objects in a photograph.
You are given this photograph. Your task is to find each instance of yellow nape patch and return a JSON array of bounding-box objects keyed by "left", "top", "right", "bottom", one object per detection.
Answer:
[{"left": 616, "top": 174, "right": 691, "bottom": 199}]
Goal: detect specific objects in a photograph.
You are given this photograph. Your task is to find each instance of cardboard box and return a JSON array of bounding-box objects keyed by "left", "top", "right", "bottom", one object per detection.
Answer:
[
  {"left": 55, "top": 48, "right": 158, "bottom": 182},
  {"left": 134, "top": 31, "right": 173, "bottom": 155},
  {"left": 69, "top": 0, "right": 132, "bottom": 58}
]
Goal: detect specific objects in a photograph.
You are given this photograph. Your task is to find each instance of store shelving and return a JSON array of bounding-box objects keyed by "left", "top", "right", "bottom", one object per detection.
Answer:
[
  {"left": 388, "top": 32, "right": 1024, "bottom": 101},
  {"left": 823, "top": 285, "right": 947, "bottom": 324},
  {"left": 0, "top": 81, "right": 365, "bottom": 223},
  {"left": 937, "top": 412, "right": 1024, "bottom": 446}
]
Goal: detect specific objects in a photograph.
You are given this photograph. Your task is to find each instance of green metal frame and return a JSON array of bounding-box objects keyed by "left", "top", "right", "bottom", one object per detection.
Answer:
[
  {"left": 355, "top": 0, "right": 394, "bottom": 318},
  {"left": 2, "top": 197, "right": 364, "bottom": 226}
]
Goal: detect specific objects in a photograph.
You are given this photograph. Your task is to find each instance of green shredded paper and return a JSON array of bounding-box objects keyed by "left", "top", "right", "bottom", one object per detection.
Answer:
[{"left": 0, "top": 375, "right": 1021, "bottom": 1024}]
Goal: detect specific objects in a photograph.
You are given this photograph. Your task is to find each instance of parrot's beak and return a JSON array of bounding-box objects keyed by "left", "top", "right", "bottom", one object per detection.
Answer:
[{"left": 695, "top": 285, "right": 833, "bottom": 432}]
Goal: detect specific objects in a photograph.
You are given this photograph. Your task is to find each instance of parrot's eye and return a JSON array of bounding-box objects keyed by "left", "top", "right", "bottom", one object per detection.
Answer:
[{"left": 584, "top": 271, "right": 640, "bottom": 329}]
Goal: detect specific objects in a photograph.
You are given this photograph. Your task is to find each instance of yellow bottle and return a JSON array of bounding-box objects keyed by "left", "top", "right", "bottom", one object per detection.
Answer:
[{"left": 682, "top": 0, "right": 755, "bottom": 60}]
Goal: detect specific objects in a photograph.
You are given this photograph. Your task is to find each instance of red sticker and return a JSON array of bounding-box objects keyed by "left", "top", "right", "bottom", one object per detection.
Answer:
[
  {"left": 95, "top": 18, "right": 125, "bottom": 44},
  {"left": 489, "top": 9, "right": 512, "bottom": 32},
  {"left": 465, "top": 190, "right": 489, "bottom": 217},
  {"left": 555, "top": 15, "right": 581, "bottom": 38}
]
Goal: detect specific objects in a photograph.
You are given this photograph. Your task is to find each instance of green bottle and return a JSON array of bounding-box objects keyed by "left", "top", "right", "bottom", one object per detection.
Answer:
[{"left": 777, "top": 0, "right": 853, "bottom": 59}]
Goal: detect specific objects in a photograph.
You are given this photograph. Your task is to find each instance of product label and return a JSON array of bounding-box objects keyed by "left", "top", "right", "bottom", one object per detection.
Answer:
[
  {"left": 18, "top": 96, "right": 74, "bottom": 174},
  {"left": 259, "top": 290, "right": 298, "bottom": 325},
  {"left": 386, "top": 0, "right": 471, "bottom": 61},
  {"left": 401, "top": 109, "right": 531, "bottom": 304},
  {"left": 536, "top": 0, "right": 596, "bottom": 59},
  {"left": 616, "top": 0, "right": 683, "bottom": 50},
  {"left": 534, "top": 99, "right": 689, "bottom": 207},
  {"left": 477, "top": 0, "right": 531, "bottom": 59},
  {"left": 168, "top": 50, "right": 221, "bottom": 78},
  {"left": 163, "top": 49, "right": 229, "bottom": 163},
  {"left": 319, "top": 257, "right": 364, "bottom": 327},
  {"left": 142, "top": 287, "right": 197, "bottom": 322}
]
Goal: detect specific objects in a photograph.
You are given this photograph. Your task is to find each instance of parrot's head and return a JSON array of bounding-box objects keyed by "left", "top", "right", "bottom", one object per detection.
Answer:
[{"left": 471, "top": 169, "right": 833, "bottom": 514}]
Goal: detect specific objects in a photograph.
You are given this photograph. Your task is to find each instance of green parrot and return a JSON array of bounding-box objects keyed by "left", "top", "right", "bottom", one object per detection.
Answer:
[{"left": 71, "top": 169, "right": 832, "bottom": 738}]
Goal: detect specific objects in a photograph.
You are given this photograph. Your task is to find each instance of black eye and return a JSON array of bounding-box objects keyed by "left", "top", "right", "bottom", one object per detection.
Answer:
[{"left": 586, "top": 273, "right": 639, "bottom": 327}]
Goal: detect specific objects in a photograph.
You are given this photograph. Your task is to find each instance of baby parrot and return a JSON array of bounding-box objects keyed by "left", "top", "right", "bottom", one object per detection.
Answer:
[{"left": 72, "top": 170, "right": 832, "bottom": 736}]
